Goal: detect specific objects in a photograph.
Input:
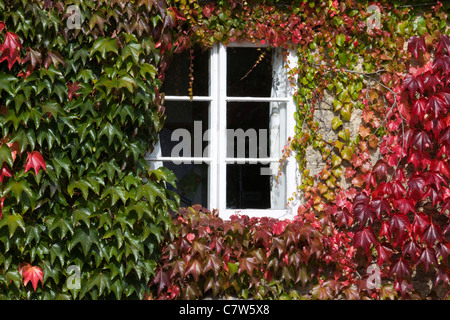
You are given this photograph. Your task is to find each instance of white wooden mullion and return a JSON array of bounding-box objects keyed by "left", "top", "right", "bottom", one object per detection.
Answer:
[
  {"left": 285, "top": 48, "right": 299, "bottom": 215},
  {"left": 225, "top": 96, "right": 290, "bottom": 103},
  {"left": 208, "top": 44, "right": 220, "bottom": 210},
  {"left": 225, "top": 157, "right": 281, "bottom": 163},
  {"left": 164, "top": 95, "right": 213, "bottom": 102},
  {"left": 146, "top": 157, "right": 212, "bottom": 163},
  {"left": 221, "top": 209, "right": 293, "bottom": 220},
  {"left": 217, "top": 43, "right": 228, "bottom": 212}
]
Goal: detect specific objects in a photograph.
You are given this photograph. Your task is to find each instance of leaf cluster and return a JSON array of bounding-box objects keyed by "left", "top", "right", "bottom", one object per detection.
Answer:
[{"left": 0, "top": 0, "right": 180, "bottom": 299}]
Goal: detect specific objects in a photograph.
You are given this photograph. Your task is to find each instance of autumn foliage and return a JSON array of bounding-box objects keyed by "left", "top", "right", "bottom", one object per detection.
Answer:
[
  {"left": 0, "top": 0, "right": 449, "bottom": 300},
  {"left": 150, "top": 33, "right": 450, "bottom": 300},
  {"left": 348, "top": 34, "right": 450, "bottom": 299},
  {"left": 0, "top": 0, "right": 179, "bottom": 299}
]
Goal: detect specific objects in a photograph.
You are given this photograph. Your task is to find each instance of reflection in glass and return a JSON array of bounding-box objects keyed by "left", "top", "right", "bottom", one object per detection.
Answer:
[
  {"left": 161, "top": 46, "right": 210, "bottom": 96},
  {"left": 162, "top": 161, "right": 209, "bottom": 208},
  {"left": 227, "top": 102, "right": 270, "bottom": 159},
  {"left": 226, "top": 163, "right": 274, "bottom": 209},
  {"left": 227, "top": 47, "right": 272, "bottom": 97},
  {"left": 160, "top": 101, "right": 209, "bottom": 158}
]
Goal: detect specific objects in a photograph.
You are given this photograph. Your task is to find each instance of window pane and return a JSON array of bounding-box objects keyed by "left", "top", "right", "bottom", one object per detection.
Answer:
[
  {"left": 226, "top": 102, "right": 270, "bottom": 158},
  {"left": 226, "top": 163, "right": 286, "bottom": 210},
  {"left": 227, "top": 47, "right": 272, "bottom": 97},
  {"left": 161, "top": 47, "right": 210, "bottom": 96},
  {"left": 162, "top": 161, "right": 209, "bottom": 208},
  {"left": 160, "top": 101, "right": 209, "bottom": 158}
]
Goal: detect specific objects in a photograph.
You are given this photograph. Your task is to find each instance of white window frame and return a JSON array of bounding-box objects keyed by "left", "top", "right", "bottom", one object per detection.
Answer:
[{"left": 148, "top": 42, "right": 298, "bottom": 220}]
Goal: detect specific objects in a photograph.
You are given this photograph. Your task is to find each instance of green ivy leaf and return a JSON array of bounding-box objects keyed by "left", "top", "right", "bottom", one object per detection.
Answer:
[
  {"left": 0, "top": 72, "right": 17, "bottom": 95},
  {"left": 340, "top": 146, "right": 353, "bottom": 161},
  {"left": 331, "top": 117, "right": 343, "bottom": 130},
  {"left": 336, "top": 34, "right": 346, "bottom": 47},
  {"left": 331, "top": 154, "right": 342, "bottom": 168},
  {"left": 0, "top": 144, "right": 14, "bottom": 168},
  {"left": 90, "top": 38, "right": 118, "bottom": 59},
  {"left": 0, "top": 214, "right": 25, "bottom": 238}
]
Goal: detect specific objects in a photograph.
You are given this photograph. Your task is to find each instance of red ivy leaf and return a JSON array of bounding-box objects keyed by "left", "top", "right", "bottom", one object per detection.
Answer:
[
  {"left": 372, "top": 197, "right": 390, "bottom": 219},
  {"left": 402, "top": 74, "right": 424, "bottom": 98},
  {"left": 185, "top": 259, "right": 203, "bottom": 282},
  {"left": 407, "top": 35, "right": 427, "bottom": 60},
  {"left": 424, "top": 186, "right": 443, "bottom": 206},
  {"left": 335, "top": 207, "right": 353, "bottom": 227},
  {"left": 411, "top": 97, "right": 428, "bottom": 121},
  {"left": 391, "top": 180, "right": 407, "bottom": 199},
  {"left": 407, "top": 173, "right": 427, "bottom": 200},
  {"left": 379, "top": 221, "right": 391, "bottom": 241},
  {"left": 203, "top": 254, "right": 221, "bottom": 277},
  {"left": 21, "top": 47, "right": 42, "bottom": 71},
  {"left": 238, "top": 257, "right": 257, "bottom": 277},
  {"left": 0, "top": 163, "right": 12, "bottom": 183},
  {"left": 0, "top": 197, "right": 4, "bottom": 220},
  {"left": 0, "top": 31, "right": 22, "bottom": 70},
  {"left": 421, "top": 223, "right": 443, "bottom": 247},
  {"left": 437, "top": 34, "right": 450, "bottom": 54},
  {"left": 377, "top": 182, "right": 393, "bottom": 197},
  {"left": 394, "top": 279, "right": 413, "bottom": 299},
  {"left": 428, "top": 94, "right": 447, "bottom": 119},
  {"left": 412, "top": 130, "right": 432, "bottom": 152},
  {"left": 20, "top": 263, "right": 43, "bottom": 291},
  {"left": 377, "top": 242, "right": 393, "bottom": 266},
  {"left": 394, "top": 198, "right": 415, "bottom": 215},
  {"left": 436, "top": 90, "right": 450, "bottom": 106},
  {"left": 24, "top": 151, "right": 46, "bottom": 175},
  {"left": 412, "top": 212, "right": 431, "bottom": 239},
  {"left": 402, "top": 240, "right": 421, "bottom": 262},
  {"left": 354, "top": 226, "right": 377, "bottom": 254},
  {"left": 43, "top": 51, "right": 65, "bottom": 69},
  {"left": 436, "top": 242, "right": 450, "bottom": 261},
  {"left": 434, "top": 267, "right": 450, "bottom": 287},
  {"left": 439, "top": 127, "right": 450, "bottom": 146},
  {"left": 372, "top": 160, "right": 390, "bottom": 181},
  {"left": 67, "top": 82, "right": 81, "bottom": 102},
  {"left": 425, "top": 117, "right": 446, "bottom": 139},
  {"left": 352, "top": 193, "right": 374, "bottom": 225},
  {"left": 153, "top": 269, "right": 170, "bottom": 294},
  {"left": 389, "top": 214, "right": 411, "bottom": 244},
  {"left": 254, "top": 225, "right": 272, "bottom": 247},
  {"left": 390, "top": 258, "right": 411, "bottom": 279},
  {"left": 168, "top": 284, "right": 180, "bottom": 299},
  {"left": 433, "top": 54, "right": 450, "bottom": 75},
  {"left": 417, "top": 247, "right": 438, "bottom": 273},
  {"left": 422, "top": 72, "right": 442, "bottom": 94}
]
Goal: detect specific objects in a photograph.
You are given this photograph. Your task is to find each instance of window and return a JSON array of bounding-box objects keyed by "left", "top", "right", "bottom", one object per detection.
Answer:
[{"left": 147, "top": 43, "right": 298, "bottom": 220}]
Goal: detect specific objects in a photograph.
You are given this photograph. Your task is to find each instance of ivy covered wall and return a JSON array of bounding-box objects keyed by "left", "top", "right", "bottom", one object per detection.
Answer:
[
  {"left": 0, "top": 0, "right": 449, "bottom": 300},
  {"left": 0, "top": 0, "right": 180, "bottom": 299}
]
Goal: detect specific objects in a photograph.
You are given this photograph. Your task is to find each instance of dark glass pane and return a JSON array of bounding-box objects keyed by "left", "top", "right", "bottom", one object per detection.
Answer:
[
  {"left": 227, "top": 47, "right": 272, "bottom": 97},
  {"left": 226, "top": 102, "right": 270, "bottom": 158},
  {"left": 160, "top": 101, "right": 209, "bottom": 158},
  {"left": 162, "top": 161, "right": 209, "bottom": 208},
  {"left": 226, "top": 163, "right": 271, "bottom": 209},
  {"left": 161, "top": 47, "right": 210, "bottom": 96}
]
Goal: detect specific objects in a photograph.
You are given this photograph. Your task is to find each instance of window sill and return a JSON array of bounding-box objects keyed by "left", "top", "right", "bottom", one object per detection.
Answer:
[{"left": 220, "top": 208, "right": 297, "bottom": 221}]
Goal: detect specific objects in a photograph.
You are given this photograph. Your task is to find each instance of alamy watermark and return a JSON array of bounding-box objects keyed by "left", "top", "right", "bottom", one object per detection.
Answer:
[
  {"left": 367, "top": 5, "right": 381, "bottom": 31},
  {"left": 66, "top": 5, "right": 81, "bottom": 30},
  {"left": 66, "top": 265, "right": 81, "bottom": 290},
  {"left": 365, "top": 263, "right": 381, "bottom": 290},
  {"left": 170, "top": 121, "right": 277, "bottom": 176}
]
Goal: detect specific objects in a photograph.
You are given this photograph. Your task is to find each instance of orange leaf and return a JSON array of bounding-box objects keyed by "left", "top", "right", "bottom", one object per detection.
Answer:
[
  {"left": 359, "top": 125, "right": 371, "bottom": 139},
  {"left": 20, "top": 263, "right": 43, "bottom": 291},
  {"left": 362, "top": 109, "right": 374, "bottom": 124}
]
